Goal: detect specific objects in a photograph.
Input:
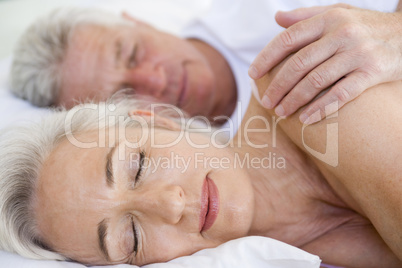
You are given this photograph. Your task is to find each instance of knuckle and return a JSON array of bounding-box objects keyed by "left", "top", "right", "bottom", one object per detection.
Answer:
[
  {"left": 261, "top": 52, "right": 271, "bottom": 64},
  {"left": 269, "top": 81, "right": 283, "bottom": 96},
  {"left": 307, "top": 71, "right": 326, "bottom": 89},
  {"left": 354, "top": 71, "right": 375, "bottom": 90},
  {"left": 289, "top": 54, "right": 307, "bottom": 73},
  {"left": 279, "top": 30, "right": 296, "bottom": 50},
  {"left": 284, "top": 92, "right": 299, "bottom": 107},
  {"left": 354, "top": 44, "right": 383, "bottom": 74},
  {"left": 325, "top": 7, "right": 350, "bottom": 21},
  {"left": 259, "top": 48, "right": 271, "bottom": 63},
  {"left": 286, "top": 87, "right": 314, "bottom": 107},
  {"left": 366, "top": 63, "right": 382, "bottom": 77},
  {"left": 357, "top": 42, "right": 375, "bottom": 55},
  {"left": 282, "top": 95, "right": 301, "bottom": 114},
  {"left": 334, "top": 86, "right": 352, "bottom": 103},
  {"left": 337, "top": 22, "right": 361, "bottom": 40},
  {"left": 297, "top": 90, "right": 313, "bottom": 104},
  {"left": 364, "top": 60, "right": 382, "bottom": 77}
]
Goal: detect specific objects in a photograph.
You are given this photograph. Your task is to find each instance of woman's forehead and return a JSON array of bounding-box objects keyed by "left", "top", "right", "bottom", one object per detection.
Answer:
[
  {"left": 35, "top": 136, "right": 119, "bottom": 259},
  {"left": 37, "top": 133, "right": 110, "bottom": 194}
]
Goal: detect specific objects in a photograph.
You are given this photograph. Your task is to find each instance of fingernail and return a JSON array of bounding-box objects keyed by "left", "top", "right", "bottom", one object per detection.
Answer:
[
  {"left": 299, "top": 113, "right": 309, "bottom": 124},
  {"left": 304, "top": 116, "right": 315, "bottom": 125},
  {"left": 300, "top": 111, "right": 321, "bottom": 125},
  {"left": 248, "top": 65, "right": 258, "bottom": 79},
  {"left": 275, "top": 104, "right": 285, "bottom": 117},
  {"left": 262, "top": 95, "right": 272, "bottom": 109}
]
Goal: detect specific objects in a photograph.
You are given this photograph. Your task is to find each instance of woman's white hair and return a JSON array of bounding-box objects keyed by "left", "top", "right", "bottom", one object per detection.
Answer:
[
  {"left": 0, "top": 95, "right": 208, "bottom": 261},
  {"left": 10, "top": 7, "right": 132, "bottom": 107}
]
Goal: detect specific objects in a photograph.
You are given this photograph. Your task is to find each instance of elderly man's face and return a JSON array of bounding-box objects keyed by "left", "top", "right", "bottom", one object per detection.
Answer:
[{"left": 58, "top": 17, "right": 217, "bottom": 116}]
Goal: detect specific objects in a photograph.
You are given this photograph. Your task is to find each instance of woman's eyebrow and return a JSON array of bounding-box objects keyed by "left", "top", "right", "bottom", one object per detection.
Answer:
[
  {"left": 97, "top": 218, "right": 111, "bottom": 262},
  {"left": 99, "top": 142, "right": 122, "bottom": 262},
  {"left": 106, "top": 143, "right": 119, "bottom": 187}
]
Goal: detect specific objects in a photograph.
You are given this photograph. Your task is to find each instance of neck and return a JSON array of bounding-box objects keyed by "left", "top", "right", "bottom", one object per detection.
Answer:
[
  {"left": 232, "top": 96, "right": 310, "bottom": 244},
  {"left": 233, "top": 143, "right": 285, "bottom": 238},
  {"left": 187, "top": 38, "right": 237, "bottom": 120}
]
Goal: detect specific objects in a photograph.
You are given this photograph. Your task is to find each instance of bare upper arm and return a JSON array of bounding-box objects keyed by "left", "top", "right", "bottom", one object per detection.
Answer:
[{"left": 253, "top": 64, "right": 402, "bottom": 259}]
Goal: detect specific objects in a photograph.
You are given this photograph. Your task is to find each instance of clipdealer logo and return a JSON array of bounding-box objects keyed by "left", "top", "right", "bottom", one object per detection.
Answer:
[{"left": 63, "top": 101, "right": 338, "bottom": 167}]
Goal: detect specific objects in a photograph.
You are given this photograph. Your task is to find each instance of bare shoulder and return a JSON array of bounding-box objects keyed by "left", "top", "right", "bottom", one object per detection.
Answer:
[
  {"left": 253, "top": 48, "right": 402, "bottom": 183},
  {"left": 254, "top": 70, "right": 402, "bottom": 259},
  {"left": 254, "top": 76, "right": 402, "bottom": 208}
]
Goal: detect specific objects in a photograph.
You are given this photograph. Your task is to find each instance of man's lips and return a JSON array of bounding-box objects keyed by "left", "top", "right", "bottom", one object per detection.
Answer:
[
  {"left": 177, "top": 66, "right": 188, "bottom": 108},
  {"left": 199, "top": 176, "right": 220, "bottom": 232}
]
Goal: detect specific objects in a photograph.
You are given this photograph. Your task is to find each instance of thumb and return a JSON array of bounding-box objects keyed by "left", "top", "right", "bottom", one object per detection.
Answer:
[{"left": 276, "top": 4, "right": 353, "bottom": 28}]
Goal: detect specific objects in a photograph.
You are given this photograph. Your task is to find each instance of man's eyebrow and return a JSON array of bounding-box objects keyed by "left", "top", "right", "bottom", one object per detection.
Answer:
[
  {"left": 115, "top": 40, "right": 122, "bottom": 67},
  {"left": 106, "top": 144, "right": 119, "bottom": 187},
  {"left": 97, "top": 218, "right": 111, "bottom": 262}
]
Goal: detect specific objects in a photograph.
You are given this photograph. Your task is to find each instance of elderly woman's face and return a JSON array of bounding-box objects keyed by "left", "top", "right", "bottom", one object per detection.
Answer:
[{"left": 34, "top": 127, "right": 254, "bottom": 265}]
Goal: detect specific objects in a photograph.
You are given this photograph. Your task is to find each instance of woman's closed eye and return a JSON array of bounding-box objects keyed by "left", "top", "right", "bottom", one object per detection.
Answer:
[
  {"left": 121, "top": 216, "right": 140, "bottom": 265},
  {"left": 128, "top": 149, "right": 145, "bottom": 188},
  {"left": 125, "top": 149, "right": 146, "bottom": 263},
  {"left": 131, "top": 216, "right": 139, "bottom": 256},
  {"left": 135, "top": 150, "right": 145, "bottom": 184}
]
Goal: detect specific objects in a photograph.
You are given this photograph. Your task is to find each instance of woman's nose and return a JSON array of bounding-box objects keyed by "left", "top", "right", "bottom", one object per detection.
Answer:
[
  {"left": 136, "top": 184, "right": 186, "bottom": 224},
  {"left": 124, "top": 63, "right": 167, "bottom": 97}
]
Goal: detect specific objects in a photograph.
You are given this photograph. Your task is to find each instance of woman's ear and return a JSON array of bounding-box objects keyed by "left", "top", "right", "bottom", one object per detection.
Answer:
[{"left": 128, "top": 110, "right": 181, "bottom": 131}]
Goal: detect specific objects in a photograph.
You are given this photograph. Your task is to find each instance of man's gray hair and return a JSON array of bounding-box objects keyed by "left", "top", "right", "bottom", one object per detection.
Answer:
[
  {"left": 10, "top": 7, "right": 131, "bottom": 107},
  {"left": 0, "top": 95, "right": 203, "bottom": 261}
]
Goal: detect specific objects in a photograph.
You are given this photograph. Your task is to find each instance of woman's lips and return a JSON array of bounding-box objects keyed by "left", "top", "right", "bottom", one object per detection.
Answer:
[{"left": 199, "top": 176, "right": 220, "bottom": 232}]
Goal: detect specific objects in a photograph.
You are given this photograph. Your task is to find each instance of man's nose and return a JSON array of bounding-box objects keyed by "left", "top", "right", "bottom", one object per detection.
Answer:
[
  {"left": 124, "top": 63, "right": 167, "bottom": 97},
  {"left": 133, "top": 184, "right": 186, "bottom": 224}
]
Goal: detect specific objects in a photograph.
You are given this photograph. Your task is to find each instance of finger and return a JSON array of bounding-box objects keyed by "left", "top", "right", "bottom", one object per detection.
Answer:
[
  {"left": 299, "top": 71, "right": 373, "bottom": 125},
  {"left": 249, "top": 15, "right": 325, "bottom": 80},
  {"left": 263, "top": 35, "right": 340, "bottom": 110},
  {"left": 276, "top": 3, "right": 354, "bottom": 28},
  {"left": 121, "top": 12, "right": 148, "bottom": 26},
  {"left": 274, "top": 50, "right": 359, "bottom": 117}
]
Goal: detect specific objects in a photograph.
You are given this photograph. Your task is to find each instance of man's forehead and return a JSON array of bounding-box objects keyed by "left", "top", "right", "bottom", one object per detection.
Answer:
[
  {"left": 69, "top": 24, "right": 121, "bottom": 52},
  {"left": 72, "top": 16, "right": 141, "bottom": 43},
  {"left": 59, "top": 24, "right": 125, "bottom": 106}
]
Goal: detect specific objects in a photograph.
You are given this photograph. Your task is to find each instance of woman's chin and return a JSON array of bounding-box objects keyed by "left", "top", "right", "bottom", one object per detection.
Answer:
[{"left": 207, "top": 171, "right": 254, "bottom": 242}]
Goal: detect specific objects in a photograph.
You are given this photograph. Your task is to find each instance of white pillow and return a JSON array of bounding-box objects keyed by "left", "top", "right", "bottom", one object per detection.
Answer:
[
  {"left": 0, "top": 57, "right": 50, "bottom": 131},
  {"left": 0, "top": 236, "right": 321, "bottom": 268},
  {"left": 144, "top": 236, "right": 321, "bottom": 268}
]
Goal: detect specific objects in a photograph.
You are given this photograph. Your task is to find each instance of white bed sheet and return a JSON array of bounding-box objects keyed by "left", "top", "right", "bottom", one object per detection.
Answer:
[
  {"left": 0, "top": 236, "right": 321, "bottom": 268},
  {"left": 0, "top": 1, "right": 322, "bottom": 267}
]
